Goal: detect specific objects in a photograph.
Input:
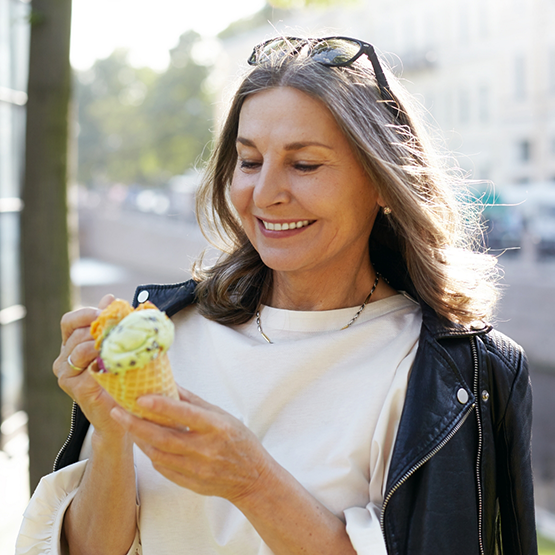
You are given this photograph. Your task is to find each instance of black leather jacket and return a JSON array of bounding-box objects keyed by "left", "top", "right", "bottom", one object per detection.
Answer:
[{"left": 54, "top": 278, "right": 537, "bottom": 555}]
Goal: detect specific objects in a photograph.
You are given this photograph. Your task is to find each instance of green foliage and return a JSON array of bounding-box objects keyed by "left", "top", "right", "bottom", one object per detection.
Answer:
[
  {"left": 267, "top": 0, "right": 358, "bottom": 8},
  {"left": 539, "top": 533, "right": 555, "bottom": 555},
  {"left": 75, "top": 31, "right": 214, "bottom": 187},
  {"left": 218, "top": 0, "right": 360, "bottom": 40},
  {"left": 218, "top": 5, "right": 289, "bottom": 39}
]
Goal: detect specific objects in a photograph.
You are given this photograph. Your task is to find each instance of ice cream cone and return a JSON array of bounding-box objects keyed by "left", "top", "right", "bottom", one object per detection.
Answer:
[{"left": 89, "top": 352, "right": 179, "bottom": 426}]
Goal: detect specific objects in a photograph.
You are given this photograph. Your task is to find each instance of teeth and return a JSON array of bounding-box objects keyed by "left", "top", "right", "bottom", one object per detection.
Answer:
[{"left": 262, "top": 220, "right": 310, "bottom": 231}]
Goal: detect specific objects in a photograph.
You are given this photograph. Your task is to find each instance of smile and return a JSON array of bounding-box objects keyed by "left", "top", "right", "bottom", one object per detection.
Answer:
[{"left": 261, "top": 219, "right": 312, "bottom": 231}]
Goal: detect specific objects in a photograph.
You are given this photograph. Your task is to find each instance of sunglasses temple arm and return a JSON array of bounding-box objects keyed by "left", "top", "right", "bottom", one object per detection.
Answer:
[{"left": 366, "top": 47, "right": 402, "bottom": 121}]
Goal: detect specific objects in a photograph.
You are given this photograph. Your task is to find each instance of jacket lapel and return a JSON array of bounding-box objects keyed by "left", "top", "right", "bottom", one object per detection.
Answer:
[{"left": 132, "top": 279, "right": 197, "bottom": 316}]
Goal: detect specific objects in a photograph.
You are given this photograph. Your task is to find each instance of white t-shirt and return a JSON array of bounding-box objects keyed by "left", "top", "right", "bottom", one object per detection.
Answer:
[
  {"left": 136, "top": 293, "right": 421, "bottom": 554},
  {"left": 16, "top": 293, "right": 421, "bottom": 555}
]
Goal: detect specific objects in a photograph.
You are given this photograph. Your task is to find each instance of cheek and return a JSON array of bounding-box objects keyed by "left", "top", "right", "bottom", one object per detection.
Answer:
[
  {"left": 229, "top": 175, "right": 252, "bottom": 222},
  {"left": 229, "top": 176, "right": 244, "bottom": 211}
]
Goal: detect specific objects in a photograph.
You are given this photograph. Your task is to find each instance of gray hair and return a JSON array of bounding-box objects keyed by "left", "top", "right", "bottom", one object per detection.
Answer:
[{"left": 193, "top": 50, "right": 498, "bottom": 325}]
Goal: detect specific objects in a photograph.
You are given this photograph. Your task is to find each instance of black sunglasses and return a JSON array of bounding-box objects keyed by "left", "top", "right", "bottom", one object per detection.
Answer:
[{"left": 247, "top": 36, "right": 400, "bottom": 120}]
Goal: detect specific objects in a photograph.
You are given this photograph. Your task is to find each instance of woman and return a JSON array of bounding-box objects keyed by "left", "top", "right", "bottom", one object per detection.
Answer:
[{"left": 17, "top": 37, "right": 536, "bottom": 555}]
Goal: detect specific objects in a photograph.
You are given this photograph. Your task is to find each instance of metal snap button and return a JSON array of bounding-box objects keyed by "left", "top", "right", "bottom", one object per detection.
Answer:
[
  {"left": 482, "top": 390, "right": 490, "bottom": 402},
  {"left": 457, "top": 388, "right": 469, "bottom": 404},
  {"left": 137, "top": 290, "right": 149, "bottom": 303},
  {"left": 470, "top": 320, "right": 487, "bottom": 331}
]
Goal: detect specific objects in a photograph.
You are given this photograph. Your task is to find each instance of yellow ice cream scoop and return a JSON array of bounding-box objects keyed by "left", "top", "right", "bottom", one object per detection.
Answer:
[
  {"left": 88, "top": 299, "right": 179, "bottom": 426},
  {"left": 99, "top": 309, "right": 174, "bottom": 374}
]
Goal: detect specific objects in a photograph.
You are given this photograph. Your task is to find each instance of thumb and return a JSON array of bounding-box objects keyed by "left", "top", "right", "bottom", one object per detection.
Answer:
[
  {"left": 177, "top": 386, "right": 226, "bottom": 415},
  {"left": 98, "top": 294, "right": 116, "bottom": 310}
]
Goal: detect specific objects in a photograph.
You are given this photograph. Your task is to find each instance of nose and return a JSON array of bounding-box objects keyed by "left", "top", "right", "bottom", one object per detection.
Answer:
[{"left": 252, "top": 162, "right": 291, "bottom": 209}]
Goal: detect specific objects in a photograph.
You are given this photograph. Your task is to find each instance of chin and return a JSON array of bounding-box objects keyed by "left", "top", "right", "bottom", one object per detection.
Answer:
[{"left": 257, "top": 249, "right": 317, "bottom": 274}]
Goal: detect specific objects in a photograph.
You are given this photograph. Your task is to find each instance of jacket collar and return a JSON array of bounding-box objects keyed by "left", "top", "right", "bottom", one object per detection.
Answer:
[{"left": 133, "top": 279, "right": 197, "bottom": 317}]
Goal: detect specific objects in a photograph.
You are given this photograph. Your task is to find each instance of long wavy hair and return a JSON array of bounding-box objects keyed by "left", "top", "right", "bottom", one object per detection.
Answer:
[{"left": 192, "top": 45, "right": 498, "bottom": 326}]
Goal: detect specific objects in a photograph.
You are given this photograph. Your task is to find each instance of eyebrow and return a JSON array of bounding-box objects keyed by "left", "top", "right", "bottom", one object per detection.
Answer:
[{"left": 236, "top": 137, "right": 333, "bottom": 151}]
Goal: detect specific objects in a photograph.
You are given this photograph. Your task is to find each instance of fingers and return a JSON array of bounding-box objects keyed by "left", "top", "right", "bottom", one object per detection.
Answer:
[
  {"left": 135, "top": 394, "right": 215, "bottom": 433},
  {"left": 67, "top": 354, "right": 87, "bottom": 373},
  {"left": 58, "top": 295, "right": 117, "bottom": 376},
  {"left": 110, "top": 402, "right": 268, "bottom": 501},
  {"left": 60, "top": 294, "right": 115, "bottom": 346},
  {"left": 61, "top": 307, "right": 100, "bottom": 345},
  {"left": 64, "top": 338, "right": 97, "bottom": 374},
  {"left": 110, "top": 407, "right": 191, "bottom": 453},
  {"left": 98, "top": 294, "right": 115, "bottom": 310},
  {"left": 177, "top": 386, "right": 227, "bottom": 415},
  {"left": 54, "top": 328, "right": 97, "bottom": 377}
]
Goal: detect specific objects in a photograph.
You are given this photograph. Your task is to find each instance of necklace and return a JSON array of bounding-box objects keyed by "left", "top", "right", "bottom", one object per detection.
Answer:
[{"left": 255, "top": 274, "right": 380, "bottom": 344}]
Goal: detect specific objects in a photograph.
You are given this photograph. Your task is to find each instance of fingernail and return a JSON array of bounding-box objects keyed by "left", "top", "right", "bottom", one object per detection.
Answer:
[
  {"left": 110, "top": 407, "right": 124, "bottom": 421},
  {"left": 137, "top": 396, "right": 154, "bottom": 409}
]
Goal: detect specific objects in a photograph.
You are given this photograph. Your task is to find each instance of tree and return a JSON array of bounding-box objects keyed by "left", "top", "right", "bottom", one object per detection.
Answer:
[
  {"left": 75, "top": 31, "right": 214, "bottom": 188},
  {"left": 266, "top": 0, "right": 356, "bottom": 6},
  {"left": 75, "top": 49, "right": 160, "bottom": 186},
  {"left": 146, "top": 31, "right": 214, "bottom": 179},
  {"left": 21, "top": 0, "right": 74, "bottom": 490}
]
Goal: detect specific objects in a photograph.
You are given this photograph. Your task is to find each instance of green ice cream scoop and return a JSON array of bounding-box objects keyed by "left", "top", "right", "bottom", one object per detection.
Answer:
[{"left": 99, "top": 309, "right": 174, "bottom": 374}]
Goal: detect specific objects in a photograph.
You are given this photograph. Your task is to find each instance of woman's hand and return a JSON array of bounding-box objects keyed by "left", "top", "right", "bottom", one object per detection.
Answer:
[
  {"left": 53, "top": 294, "right": 125, "bottom": 442},
  {"left": 111, "top": 386, "right": 357, "bottom": 555},
  {"left": 110, "top": 385, "right": 272, "bottom": 503}
]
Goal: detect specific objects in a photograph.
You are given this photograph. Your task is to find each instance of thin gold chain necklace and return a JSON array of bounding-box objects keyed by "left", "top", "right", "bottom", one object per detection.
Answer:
[{"left": 255, "top": 274, "right": 380, "bottom": 344}]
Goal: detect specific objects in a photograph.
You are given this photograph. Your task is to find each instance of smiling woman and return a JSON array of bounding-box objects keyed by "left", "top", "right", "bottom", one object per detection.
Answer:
[
  {"left": 194, "top": 41, "right": 497, "bottom": 327},
  {"left": 229, "top": 87, "right": 386, "bottom": 311},
  {"left": 18, "top": 35, "right": 537, "bottom": 555}
]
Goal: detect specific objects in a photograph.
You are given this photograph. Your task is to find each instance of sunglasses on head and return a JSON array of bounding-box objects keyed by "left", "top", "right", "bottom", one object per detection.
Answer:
[{"left": 247, "top": 36, "right": 400, "bottom": 120}]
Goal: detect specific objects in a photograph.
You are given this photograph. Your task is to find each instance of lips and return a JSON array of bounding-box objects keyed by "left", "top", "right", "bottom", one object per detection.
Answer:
[{"left": 260, "top": 219, "right": 313, "bottom": 231}]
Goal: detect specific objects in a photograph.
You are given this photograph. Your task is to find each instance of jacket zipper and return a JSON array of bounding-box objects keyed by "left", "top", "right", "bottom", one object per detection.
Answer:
[
  {"left": 53, "top": 401, "right": 79, "bottom": 471},
  {"left": 380, "top": 402, "right": 475, "bottom": 533},
  {"left": 380, "top": 334, "right": 484, "bottom": 554},
  {"left": 471, "top": 336, "right": 485, "bottom": 555}
]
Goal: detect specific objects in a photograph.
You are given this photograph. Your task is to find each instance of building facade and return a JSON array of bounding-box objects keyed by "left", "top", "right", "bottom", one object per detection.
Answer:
[
  {"left": 0, "top": 0, "right": 29, "bottom": 434},
  {"left": 217, "top": 0, "right": 555, "bottom": 190}
]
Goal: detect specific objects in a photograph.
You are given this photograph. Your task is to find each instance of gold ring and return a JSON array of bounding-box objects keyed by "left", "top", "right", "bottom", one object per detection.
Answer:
[{"left": 67, "top": 355, "right": 85, "bottom": 373}]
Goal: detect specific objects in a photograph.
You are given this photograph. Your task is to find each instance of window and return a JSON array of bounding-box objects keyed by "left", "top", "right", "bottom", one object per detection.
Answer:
[
  {"left": 478, "top": 85, "right": 489, "bottom": 123},
  {"left": 0, "top": 0, "right": 29, "bottom": 425},
  {"left": 518, "top": 139, "right": 531, "bottom": 162},
  {"left": 458, "top": 5, "right": 470, "bottom": 44},
  {"left": 514, "top": 54, "right": 527, "bottom": 101},
  {"left": 459, "top": 88, "right": 471, "bottom": 124},
  {"left": 549, "top": 47, "right": 555, "bottom": 94},
  {"left": 478, "top": 2, "right": 490, "bottom": 39}
]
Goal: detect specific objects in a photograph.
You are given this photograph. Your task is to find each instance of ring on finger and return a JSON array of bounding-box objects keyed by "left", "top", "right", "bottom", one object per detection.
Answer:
[{"left": 67, "top": 354, "right": 86, "bottom": 373}]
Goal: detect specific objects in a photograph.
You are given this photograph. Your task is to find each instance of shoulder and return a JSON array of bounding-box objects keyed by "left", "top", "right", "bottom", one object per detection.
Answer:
[
  {"left": 480, "top": 328, "right": 528, "bottom": 377},
  {"left": 477, "top": 328, "right": 532, "bottom": 425}
]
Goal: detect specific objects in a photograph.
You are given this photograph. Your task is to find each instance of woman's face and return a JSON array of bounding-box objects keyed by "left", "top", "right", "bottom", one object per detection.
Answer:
[{"left": 230, "top": 86, "right": 383, "bottom": 281}]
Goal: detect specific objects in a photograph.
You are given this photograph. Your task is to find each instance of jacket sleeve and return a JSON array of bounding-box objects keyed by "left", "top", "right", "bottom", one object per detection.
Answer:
[
  {"left": 16, "top": 431, "right": 142, "bottom": 555},
  {"left": 485, "top": 333, "right": 538, "bottom": 555}
]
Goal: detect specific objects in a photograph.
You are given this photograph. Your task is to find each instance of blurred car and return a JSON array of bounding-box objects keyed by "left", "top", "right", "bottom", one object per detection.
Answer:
[
  {"left": 483, "top": 205, "right": 524, "bottom": 255},
  {"left": 530, "top": 204, "right": 555, "bottom": 257}
]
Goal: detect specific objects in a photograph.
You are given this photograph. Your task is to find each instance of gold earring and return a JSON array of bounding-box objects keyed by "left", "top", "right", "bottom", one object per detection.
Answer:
[{"left": 383, "top": 206, "right": 392, "bottom": 215}]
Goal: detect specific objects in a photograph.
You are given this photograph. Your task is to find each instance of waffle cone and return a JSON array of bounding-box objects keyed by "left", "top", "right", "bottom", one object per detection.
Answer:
[{"left": 89, "top": 352, "right": 179, "bottom": 426}]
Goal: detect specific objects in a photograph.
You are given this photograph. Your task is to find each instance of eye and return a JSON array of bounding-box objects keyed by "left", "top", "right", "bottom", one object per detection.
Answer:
[
  {"left": 294, "top": 163, "right": 322, "bottom": 173},
  {"left": 238, "top": 159, "right": 261, "bottom": 171}
]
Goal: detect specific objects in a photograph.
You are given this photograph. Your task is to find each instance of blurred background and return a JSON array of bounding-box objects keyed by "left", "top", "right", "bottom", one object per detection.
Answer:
[{"left": 1, "top": 0, "right": 555, "bottom": 551}]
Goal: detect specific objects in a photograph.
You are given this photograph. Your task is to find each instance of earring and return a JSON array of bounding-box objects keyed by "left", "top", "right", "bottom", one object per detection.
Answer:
[{"left": 383, "top": 206, "right": 392, "bottom": 215}]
